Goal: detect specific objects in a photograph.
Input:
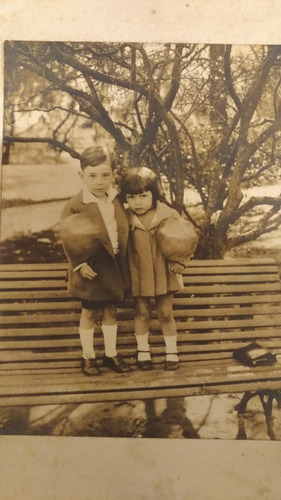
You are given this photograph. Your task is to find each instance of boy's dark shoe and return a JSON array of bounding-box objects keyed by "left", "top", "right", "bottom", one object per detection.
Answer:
[
  {"left": 102, "top": 354, "right": 132, "bottom": 373},
  {"left": 81, "top": 358, "right": 101, "bottom": 376}
]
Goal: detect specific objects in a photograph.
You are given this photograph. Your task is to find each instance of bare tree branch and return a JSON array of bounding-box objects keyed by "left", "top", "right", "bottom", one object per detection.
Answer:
[
  {"left": 50, "top": 42, "right": 148, "bottom": 96},
  {"left": 229, "top": 194, "right": 281, "bottom": 224},
  {"left": 224, "top": 45, "right": 241, "bottom": 109},
  {"left": 14, "top": 106, "right": 89, "bottom": 120},
  {"left": 3, "top": 135, "right": 81, "bottom": 160},
  {"left": 229, "top": 209, "right": 281, "bottom": 247}
]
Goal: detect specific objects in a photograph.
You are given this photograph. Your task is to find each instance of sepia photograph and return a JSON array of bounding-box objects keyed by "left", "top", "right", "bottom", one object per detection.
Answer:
[
  {"left": 1, "top": 2, "right": 281, "bottom": 499},
  {"left": 1, "top": 40, "right": 281, "bottom": 441}
]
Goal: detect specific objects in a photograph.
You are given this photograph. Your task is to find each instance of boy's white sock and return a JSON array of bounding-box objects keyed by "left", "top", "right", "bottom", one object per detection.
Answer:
[
  {"left": 164, "top": 335, "right": 179, "bottom": 362},
  {"left": 79, "top": 327, "right": 95, "bottom": 359},
  {"left": 135, "top": 332, "right": 151, "bottom": 361},
  {"left": 102, "top": 324, "right": 117, "bottom": 358}
]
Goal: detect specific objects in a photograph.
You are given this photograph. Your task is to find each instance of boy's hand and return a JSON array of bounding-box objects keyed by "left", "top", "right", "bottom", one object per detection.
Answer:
[
  {"left": 169, "top": 261, "right": 186, "bottom": 274},
  {"left": 80, "top": 263, "right": 97, "bottom": 280}
]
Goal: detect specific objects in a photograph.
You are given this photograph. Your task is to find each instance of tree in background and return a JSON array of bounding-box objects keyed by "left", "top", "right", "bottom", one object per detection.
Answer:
[{"left": 3, "top": 42, "right": 281, "bottom": 257}]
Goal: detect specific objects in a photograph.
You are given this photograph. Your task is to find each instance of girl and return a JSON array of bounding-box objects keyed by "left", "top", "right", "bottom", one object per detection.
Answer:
[
  {"left": 60, "top": 145, "right": 131, "bottom": 376},
  {"left": 120, "top": 167, "right": 188, "bottom": 371}
]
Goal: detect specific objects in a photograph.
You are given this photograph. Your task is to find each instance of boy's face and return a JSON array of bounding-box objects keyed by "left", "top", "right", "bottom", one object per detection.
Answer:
[{"left": 80, "top": 163, "right": 113, "bottom": 198}]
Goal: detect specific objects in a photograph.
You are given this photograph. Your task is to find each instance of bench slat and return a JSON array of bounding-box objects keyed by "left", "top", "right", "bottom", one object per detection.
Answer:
[
  {"left": 183, "top": 274, "right": 279, "bottom": 284},
  {"left": 0, "top": 265, "right": 278, "bottom": 280},
  {"left": 0, "top": 258, "right": 276, "bottom": 272},
  {"left": 1, "top": 283, "right": 280, "bottom": 300},
  {"left": 0, "top": 270, "right": 67, "bottom": 279},
  {"left": 1, "top": 325, "right": 281, "bottom": 344},
  {"left": 1, "top": 273, "right": 279, "bottom": 288},
  {"left": 0, "top": 280, "right": 68, "bottom": 289},
  {"left": 1, "top": 303, "right": 281, "bottom": 322},
  {"left": 0, "top": 301, "right": 81, "bottom": 312},
  {"left": 1, "top": 336, "right": 281, "bottom": 352},
  {"left": 174, "top": 295, "right": 281, "bottom": 306},
  {"left": 1, "top": 279, "right": 279, "bottom": 292},
  {"left": 1, "top": 361, "right": 281, "bottom": 392},
  {"left": 184, "top": 265, "right": 279, "bottom": 275},
  {"left": 1, "top": 294, "right": 281, "bottom": 311},
  {"left": 0, "top": 362, "right": 280, "bottom": 407},
  {"left": 182, "top": 283, "right": 281, "bottom": 294},
  {"left": 1, "top": 378, "right": 281, "bottom": 407},
  {"left": 2, "top": 312, "right": 281, "bottom": 334}
]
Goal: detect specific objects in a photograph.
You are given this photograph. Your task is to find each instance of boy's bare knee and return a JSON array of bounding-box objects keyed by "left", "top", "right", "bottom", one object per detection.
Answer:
[
  {"left": 82, "top": 308, "right": 96, "bottom": 322},
  {"left": 103, "top": 305, "right": 117, "bottom": 323}
]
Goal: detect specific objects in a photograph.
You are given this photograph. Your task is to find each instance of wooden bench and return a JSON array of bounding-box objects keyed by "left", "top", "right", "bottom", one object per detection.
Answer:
[{"left": 1, "top": 258, "right": 281, "bottom": 412}]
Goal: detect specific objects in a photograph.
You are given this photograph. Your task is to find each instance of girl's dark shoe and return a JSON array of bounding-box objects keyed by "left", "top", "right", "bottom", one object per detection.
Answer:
[
  {"left": 102, "top": 354, "right": 132, "bottom": 373},
  {"left": 165, "top": 360, "right": 179, "bottom": 371},
  {"left": 81, "top": 358, "right": 101, "bottom": 376},
  {"left": 137, "top": 351, "right": 153, "bottom": 371},
  {"left": 137, "top": 359, "right": 154, "bottom": 371},
  {"left": 165, "top": 355, "right": 179, "bottom": 371}
]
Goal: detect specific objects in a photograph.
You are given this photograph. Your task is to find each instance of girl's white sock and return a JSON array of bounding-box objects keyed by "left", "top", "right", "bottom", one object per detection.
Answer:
[
  {"left": 102, "top": 324, "right": 117, "bottom": 358},
  {"left": 135, "top": 332, "right": 151, "bottom": 361},
  {"left": 79, "top": 327, "right": 95, "bottom": 359},
  {"left": 164, "top": 335, "right": 179, "bottom": 362}
]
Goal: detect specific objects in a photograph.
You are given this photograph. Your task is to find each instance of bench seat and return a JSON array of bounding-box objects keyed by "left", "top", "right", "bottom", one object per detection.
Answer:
[{"left": 0, "top": 258, "right": 281, "bottom": 407}]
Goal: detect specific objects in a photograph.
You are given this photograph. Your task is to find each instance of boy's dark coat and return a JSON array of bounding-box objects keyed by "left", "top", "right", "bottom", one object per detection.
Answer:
[{"left": 61, "top": 191, "right": 130, "bottom": 302}]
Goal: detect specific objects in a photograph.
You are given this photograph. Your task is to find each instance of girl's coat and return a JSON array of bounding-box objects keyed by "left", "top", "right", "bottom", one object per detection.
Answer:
[
  {"left": 61, "top": 191, "right": 130, "bottom": 302},
  {"left": 126, "top": 201, "right": 184, "bottom": 297}
]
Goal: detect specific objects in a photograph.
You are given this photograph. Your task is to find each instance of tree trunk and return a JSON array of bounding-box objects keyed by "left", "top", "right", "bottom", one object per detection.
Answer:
[{"left": 194, "top": 223, "right": 227, "bottom": 259}]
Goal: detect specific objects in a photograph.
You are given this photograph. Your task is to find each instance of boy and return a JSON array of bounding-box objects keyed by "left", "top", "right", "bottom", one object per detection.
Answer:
[{"left": 60, "top": 145, "right": 131, "bottom": 376}]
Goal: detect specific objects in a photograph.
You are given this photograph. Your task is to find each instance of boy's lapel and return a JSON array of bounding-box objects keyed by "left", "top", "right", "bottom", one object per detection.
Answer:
[
  {"left": 84, "top": 203, "right": 115, "bottom": 256},
  {"left": 113, "top": 197, "right": 128, "bottom": 245}
]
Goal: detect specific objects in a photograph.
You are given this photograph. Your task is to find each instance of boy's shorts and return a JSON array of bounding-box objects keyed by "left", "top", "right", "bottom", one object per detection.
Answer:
[{"left": 81, "top": 299, "right": 118, "bottom": 311}]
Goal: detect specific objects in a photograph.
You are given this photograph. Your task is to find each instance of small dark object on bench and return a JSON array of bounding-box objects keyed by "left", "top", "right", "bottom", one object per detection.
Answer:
[{"left": 233, "top": 341, "right": 277, "bottom": 367}]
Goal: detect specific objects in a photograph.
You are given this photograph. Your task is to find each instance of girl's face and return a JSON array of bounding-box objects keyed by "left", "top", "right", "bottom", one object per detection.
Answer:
[
  {"left": 80, "top": 163, "right": 113, "bottom": 198},
  {"left": 125, "top": 191, "right": 153, "bottom": 215}
]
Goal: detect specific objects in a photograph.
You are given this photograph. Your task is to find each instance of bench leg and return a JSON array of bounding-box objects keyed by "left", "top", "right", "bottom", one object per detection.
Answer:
[
  {"left": 235, "top": 390, "right": 280, "bottom": 440},
  {"left": 258, "top": 391, "right": 276, "bottom": 441},
  {"left": 235, "top": 391, "right": 257, "bottom": 413}
]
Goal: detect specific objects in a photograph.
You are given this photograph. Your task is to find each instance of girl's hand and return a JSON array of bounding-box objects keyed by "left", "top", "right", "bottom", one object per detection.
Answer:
[
  {"left": 169, "top": 261, "right": 186, "bottom": 274},
  {"left": 80, "top": 263, "right": 97, "bottom": 280}
]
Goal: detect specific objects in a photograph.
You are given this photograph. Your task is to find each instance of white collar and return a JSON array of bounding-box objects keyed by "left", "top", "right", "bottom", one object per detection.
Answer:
[
  {"left": 131, "top": 210, "right": 158, "bottom": 231},
  {"left": 82, "top": 185, "right": 118, "bottom": 204}
]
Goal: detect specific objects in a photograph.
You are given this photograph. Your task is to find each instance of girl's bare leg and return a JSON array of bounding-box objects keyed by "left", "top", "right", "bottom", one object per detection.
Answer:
[
  {"left": 155, "top": 293, "right": 177, "bottom": 336},
  {"left": 134, "top": 296, "right": 152, "bottom": 335},
  {"left": 155, "top": 293, "right": 179, "bottom": 370},
  {"left": 134, "top": 297, "right": 153, "bottom": 368}
]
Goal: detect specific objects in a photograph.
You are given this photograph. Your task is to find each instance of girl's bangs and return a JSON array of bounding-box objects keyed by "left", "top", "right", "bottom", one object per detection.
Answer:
[{"left": 124, "top": 176, "right": 151, "bottom": 194}]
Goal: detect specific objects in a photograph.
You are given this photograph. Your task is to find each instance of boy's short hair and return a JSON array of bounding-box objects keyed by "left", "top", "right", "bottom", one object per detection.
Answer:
[
  {"left": 120, "top": 167, "right": 161, "bottom": 206},
  {"left": 80, "top": 146, "right": 116, "bottom": 170}
]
